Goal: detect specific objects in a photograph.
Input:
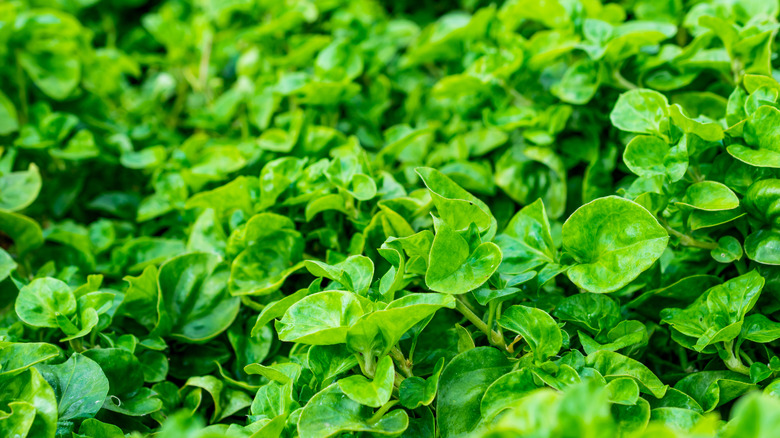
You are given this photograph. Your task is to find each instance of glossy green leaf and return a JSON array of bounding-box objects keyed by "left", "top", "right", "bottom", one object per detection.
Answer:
[
  {"left": 585, "top": 350, "right": 668, "bottom": 398},
  {"left": 416, "top": 167, "right": 496, "bottom": 237},
  {"left": 677, "top": 181, "right": 740, "bottom": 211},
  {"left": 15, "top": 277, "right": 76, "bottom": 328},
  {"left": 732, "top": 105, "right": 780, "bottom": 168},
  {"left": 338, "top": 355, "right": 394, "bottom": 408},
  {"left": 610, "top": 89, "right": 670, "bottom": 136},
  {"left": 662, "top": 271, "right": 765, "bottom": 351},
  {"left": 562, "top": 196, "right": 669, "bottom": 293},
  {"left": 297, "top": 384, "right": 409, "bottom": 438},
  {"left": 425, "top": 218, "right": 502, "bottom": 294},
  {"left": 36, "top": 353, "right": 109, "bottom": 421},
  {"left": 156, "top": 252, "right": 241, "bottom": 342},
  {"left": 498, "top": 305, "right": 562, "bottom": 360},
  {"left": 494, "top": 199, "right": 557, "bottom": 275},
  {"left": 437, "top": 347, "right": 512, "bottom": 437},
  {"left": 276, "top": 291, "right": 368, "bottom": 345},
  {"left": 346, "top": 293, "right": 455, "bottom": 357}
]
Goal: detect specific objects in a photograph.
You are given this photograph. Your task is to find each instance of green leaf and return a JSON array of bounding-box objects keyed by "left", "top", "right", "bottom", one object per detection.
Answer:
[
  {"left": 156, "top": 252, "right": 241, "bottom": 342},
  {"left": 610, "top": 89, "right": 670, "bottom": 136},
  {"left": 305, "top": 255, "right": 374, "bottom": 296},
  {"left": 551, "top": 58, "right": 601, "bottom": 105},
  {"left": 479, "top": 368, "right": 542, "bottom": 421},
  {"left": 711, "top": 236, "right": 743, "bottom": 263},
  {"left": 338, "top": 355, "right": 394, "bottom": 408},
  {"left": 184, "top": 375, "right": 252, "bottom": 423},
  {"left": 585, "top": 350, "right": 668, "bottom": 398},
  {"left": 674, "top": 371, "right": 755, "bottom": 412},
  {"left": 425, "top": 218, "right": 502, "bottom": 294},
  {"left": 562, "top": 196, "right": 669, "bottom": 293},
  {"left": 740, "top": 314, "right": 780, "bottom": 343},
  {"left": 0, "top": 343, "right": 59, "bottom": 377},
  {"left": 276, "top": 291, "right": 368, "bottom": 345},
  {"left": 36, "top": 353, "right": 109, "bottom": 421},
  {"left": 15, "top": 277, "right": 76, "bottom": 328},
  {"left": 297, "top": 384, "right": 409, "bottom": 438},
  {"left": 662, "top": 271, "right": 765, "bottom": 351},
  {"left": 731, "top": 105, "right": 780, "bottom": 168},
  {"left": 228, "top": 213, "right": 304, "bottom": 296},
  {"left": 399, "top": 358, "right": 444, "bottom": 409},
  {"left": 0, "top": 90, "right": 19, "bottom": 135},
  {"left": 494, "top": 199, "right": 557, "bottom": 275},
  {"left": 346, "top": 293, "right": 455, "bottom": 357},
  {"left": 0, "top": 163, "right": 41, "bottom": 212},
  {"left": 76, "top": 419, "right": 125, "bottom": 438},
  {"left": 498, "top": 305, "right": 562, "bottom": 360},
  {"left": 677, "top": 181, "right": 740, "bottom": 211},
  {"left": 250, "top": 287, "right": 310, "bottom": 337},
  {"left": 437, "top": 347, "right": 512, "bottom": 437},
  {"left": 623, "top": 135, "right": 687, "bottom": 181},
  {"left": 554, "top": 293, "right": 620, "bottom": 335},
  {"left": 415, "top": 167, "right": 496, "bottom": 238},
  {"left": 721, "top": 393, "right": 780, "bottom": 438},
  {"left": 0, "top": 210, "right": 43, "bottom": 254}
]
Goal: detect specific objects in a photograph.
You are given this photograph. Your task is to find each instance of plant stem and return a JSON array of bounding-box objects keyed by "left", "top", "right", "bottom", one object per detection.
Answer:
[
  {"left": 721, "top": 340, "right": 750, "bottom": 375},
  {"left": 455, "top": 297, "right": 506, "bottom": 350},
  {"left": 240, "top": 296, "right": 265, "bottom": 312},
  {"left": 612, "top": 69, "right": 638, "bottom": 90},
  {"left": 15, "top": 50, "right": 28, "bottom": 126},
  {"left": 69, "top": 338, "right": 84, "bottom": 353},
  {"left": 677, "top": 345, "right": 691, "bottom": 372},
  {"left": 389, "top": 346, "right": 413, "bottom": 378},
  {"left": 199, "top": 30, "right": 213, "bottom": 96},
  {"left": 368, "top": 400, "right": 399, "bottom": 425},
  {"left": 660, "top": 218, "right": 718, "bottom": 250},
  {"left": 486, "top": 301, "right": 496, "bottom": 334}
]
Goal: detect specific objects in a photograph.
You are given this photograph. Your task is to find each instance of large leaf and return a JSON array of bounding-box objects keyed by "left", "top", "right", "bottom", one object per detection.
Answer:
[
  {"left": 297, "top": 384, "right": 409, "bottom": 438},
  {"left": 36, "top": 353, "right": 109, "bottom": 422},
  {"left": 425, "top": 218, "right": 502, "bottom": 294},
  {"left": 437, "top": 347, "right": 512, "bottom": 437},
  {"left": 562, "top": 196, "right": 669, "bottom": 293},
  {"left": 155, "top": 252, "right": 241, "bottom": 342}
]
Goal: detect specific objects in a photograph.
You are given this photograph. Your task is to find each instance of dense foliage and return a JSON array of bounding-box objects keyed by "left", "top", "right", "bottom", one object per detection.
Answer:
[{"left": 2, "top": 0, "right": 780, "bottom": 436}]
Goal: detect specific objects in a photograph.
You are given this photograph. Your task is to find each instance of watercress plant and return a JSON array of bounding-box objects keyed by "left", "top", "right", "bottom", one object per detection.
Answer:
[{"left": 1, "top": 0, "right": 780, "bottom": 437}]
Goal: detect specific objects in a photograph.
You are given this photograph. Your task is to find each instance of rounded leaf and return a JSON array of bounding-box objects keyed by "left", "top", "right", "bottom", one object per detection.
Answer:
[
  {"left": 744, "top": 179, "right": 780, "bottom": 227},
  {"left": 425, "top": 219, "right": 502, "bottom": 294},
  {"left": 562, "top": 196, "right": 669, "bottom": 293},
  {"left": 15, "top": 277, "right": 76, "bottom": 328},
  {"left": 677, "top": 181, "right": 740, "bottom": 211},
  {"left": 610, "top": 89, "right": 670, "bottom": 135},
  {"left": 498, "top": 305, "right": 562, "bottom": 360}
]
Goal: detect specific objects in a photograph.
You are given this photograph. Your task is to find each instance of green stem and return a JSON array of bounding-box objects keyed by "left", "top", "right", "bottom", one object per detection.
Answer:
[
  {"left": 739, "top": 350, "right": 754, "bottom": 367},
  {"left": 102, "top": 12, "right": 117, "bottom": 48},
  {"left": 69, "top": 338, "right": 84, "bottom": 353},
  {"left": 389, "top": 346, "right": 413, "bottom": 378},
  {"left": 612, "top": 69, "right": 638, "bottom": 90},
  {"left": 167, "top": 69, "right": 189, "bottom": 130},
  {"left": 368, "top": 400, "right": 399, "bottom": 425},
  {"left": 240, "top": 296, "right": 265, "bottom": 312},
  {"left": 486, "top": 301, "right": 497, "bottom": 334},
  {"left": 496, "top": 302, "right": 504, "bottom": 340},
  {"left": 455, "top": 297, "right": 506, "bottom": 350},
  {"left": 660, "top": 218, "right": 718, "bottom": 250},
  {"left": 721, "top": 340, "right": 750, "bottom": 375},
  {"left": 15, "top": 50, "right": 28, "bottom": 126},
  {"left": 677, "top": 345, "right": 691, "bottom": 372}
]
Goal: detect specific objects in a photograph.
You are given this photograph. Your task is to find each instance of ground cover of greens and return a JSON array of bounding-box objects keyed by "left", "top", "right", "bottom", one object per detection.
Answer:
[{"left": 2, "top": 0, "right": 780, "bottom": 436}]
